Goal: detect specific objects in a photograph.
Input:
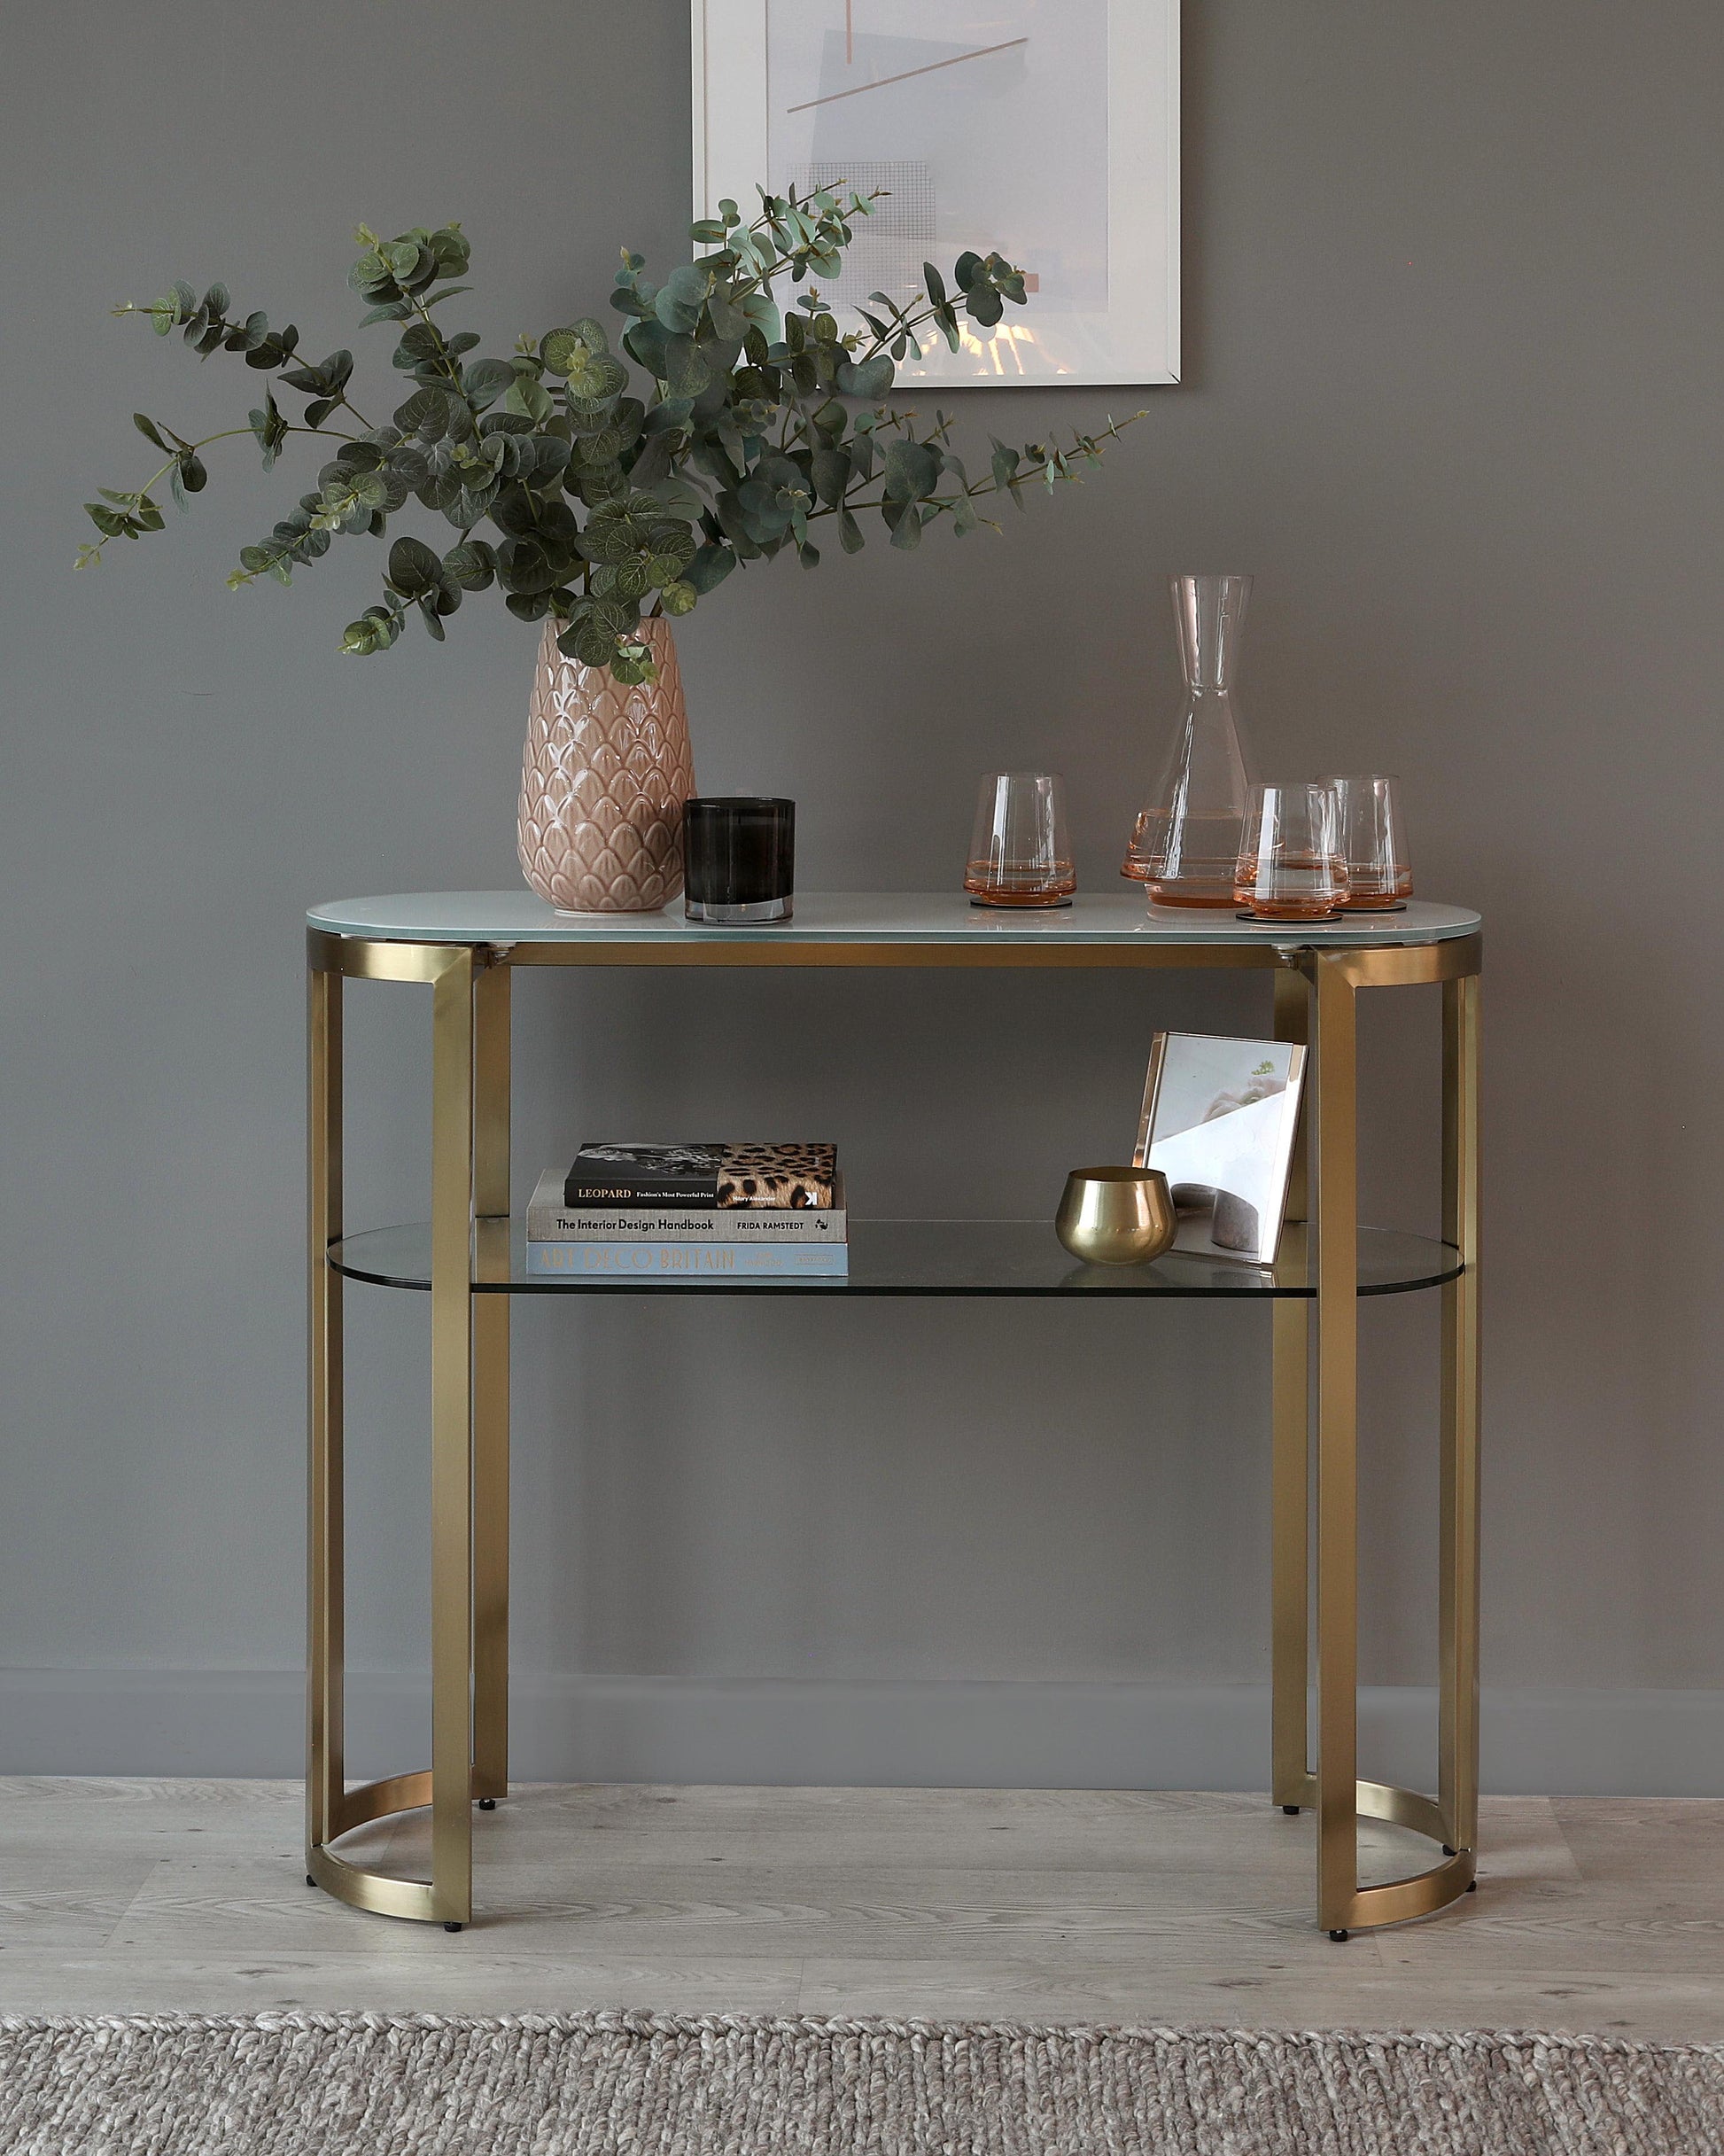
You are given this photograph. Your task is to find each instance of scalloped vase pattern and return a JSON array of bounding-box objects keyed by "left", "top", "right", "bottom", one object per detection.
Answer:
[{"left": 516, "top": 618, "right": 697, "bottom": 914}]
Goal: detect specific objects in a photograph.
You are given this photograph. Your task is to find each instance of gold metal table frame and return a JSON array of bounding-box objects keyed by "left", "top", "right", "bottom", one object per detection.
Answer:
[{"left": 305, "top": 899, "right": 1481, "bottom": 1937}]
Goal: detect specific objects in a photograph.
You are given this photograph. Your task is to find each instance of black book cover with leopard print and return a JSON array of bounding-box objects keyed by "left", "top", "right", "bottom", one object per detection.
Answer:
[{"left": 564, "top": 1142, "right": 838, "bottom": 1210}]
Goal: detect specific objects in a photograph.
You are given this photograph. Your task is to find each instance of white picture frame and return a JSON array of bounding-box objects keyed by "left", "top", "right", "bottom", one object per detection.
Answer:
[
  {"left": 691, "top": 0, "right": 1179, "bottom": 387},
  {"left": 1133, "top": 1033, "right": 1308, "bottom": 1267}
]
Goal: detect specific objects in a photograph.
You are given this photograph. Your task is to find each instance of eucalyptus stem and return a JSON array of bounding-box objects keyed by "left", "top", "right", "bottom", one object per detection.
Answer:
[
  {"left": 329, "top": 390, "right": 376, "bottom": 432},
  {"left": 82, "top": 198, "right": 1138, "bottom": 671}
]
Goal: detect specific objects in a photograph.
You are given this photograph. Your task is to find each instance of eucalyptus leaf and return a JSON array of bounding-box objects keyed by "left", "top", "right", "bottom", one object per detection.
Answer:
[
  {"left": 387, "top": 387, "right": 444, "bottom": 441},
  {"left": 734, "top": 477, "right": 794, "bottom": 542},
  {"left": 441, "top": 541, "right": 496, "bottom": 590},
  {"left": 737, "top": 290, "right": 781, "bottom": 345},
  {"left": 248, "top": 396, "right": 288, "bottom": 471},
  {"left": 462, "top": 358, "right": 515, "bottom": 410},
  {"left": 524, "top": 434, "right": 572, "bottom": 485},
  {"left": 888, "top": 501, "right": 924, "bottom": 550},
  {"left": 811, "top": 445, "right": 851, "bottom": 506},
  {"left": 654, "top": 292, "right": 701, "bottom": 338},
  {"left": 622, "top": 317, "right": 672, "bottom": 378},
  {"left": 835, "top": 353, "right": 893, "bottom": 400},
  {"left": 386, "top": 534, "right": 443, "bottom": 596},
  {"left": 539, "top": 326, "right": 586, "bottom": 376},
  {"left": 625, "top": 433, "right": 675, "bottom": 489},
  {"left": 661, "top": 336, "right": 711, "bottom": 399},
  {"left": 683, "top": 542, "right": 735, "bottom": 593},
  {"left": 497, "top": 536, "right": 558, "bottom": 594},
  {"left": 641, "top": 476, "right": 705, "bottom": 523},
  {"left": 706, "top": 292, "right": 746, "bottom": 341},
  {"left": 504, "top": 371, "right": 555, "bottom": 425},
  {"left": 611, "top": 557, "right": 651, "bottom": 600},
  {"left": 881, "top": 440, "right": 938, "bottom": 502},
  {"left": 645, "top": 521, "right": 696, "bottom": 568},
  {"left": 567, "top": 350, "right": 627, "bottom": 401},
  {"left": 653, "top": 261, "right": 711, "bottom": 337},
  {"left": 429, "top": 225, "right": 470, "bottom": 277}
]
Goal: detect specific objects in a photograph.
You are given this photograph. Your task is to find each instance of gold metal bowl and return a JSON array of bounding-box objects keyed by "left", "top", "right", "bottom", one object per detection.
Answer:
[{"left": 1055, "top": 1166, "right": 1177, "bottom": 1265}]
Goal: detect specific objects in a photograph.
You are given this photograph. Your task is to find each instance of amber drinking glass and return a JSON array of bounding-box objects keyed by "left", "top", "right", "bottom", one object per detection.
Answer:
[
  {"left": 1234, "top": 782, "right": 1348, "bottom": 919},
  {"left": 965, "top": 773, "right": 1076, "bottom": 907},
  {"left": 1323, "top": 773, "right": 1412, "bottom": 908}
]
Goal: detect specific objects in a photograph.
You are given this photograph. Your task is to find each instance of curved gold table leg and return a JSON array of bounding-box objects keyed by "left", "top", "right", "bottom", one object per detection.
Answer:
[
  {"left": 1294, "top": 950, "right": 1482, "bottom": 1937},
  {"left": 307, "top": 1773, "right": 440, "bottom": 1921},
  {"left": 309, "top": 1766, "right": 518, "bottom": 1923},
  {"left": 306, "top": 943, "right": 487, "bottom": 1927},
  {"left": 1281, "top": 1771, "right": 1476, "bottom": 1927}
]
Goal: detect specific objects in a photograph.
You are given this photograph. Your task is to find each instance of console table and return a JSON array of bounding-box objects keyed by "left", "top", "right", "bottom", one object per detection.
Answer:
[{"left": 305, "top": 891, "right": 1481, "bottom": 1939}]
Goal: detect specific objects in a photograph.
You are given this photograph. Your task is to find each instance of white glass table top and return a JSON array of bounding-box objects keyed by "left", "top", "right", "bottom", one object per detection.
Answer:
[{"left": 308, "top": 891, "right": 1480, "bottom": 948}]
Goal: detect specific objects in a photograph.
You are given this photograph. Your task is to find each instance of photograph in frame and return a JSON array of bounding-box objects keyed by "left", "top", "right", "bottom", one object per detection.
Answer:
[{"left": 1133, "top": 1033, "right": 1308, "bottom": 1267}]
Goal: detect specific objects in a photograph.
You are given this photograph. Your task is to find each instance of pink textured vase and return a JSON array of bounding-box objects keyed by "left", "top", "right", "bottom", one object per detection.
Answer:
[{"left": 516, "top": 617, "right": 698, "bottom": 913}]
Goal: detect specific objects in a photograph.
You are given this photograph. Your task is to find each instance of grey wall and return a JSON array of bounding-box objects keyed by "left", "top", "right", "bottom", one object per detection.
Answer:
[{"left": 4, "top": 1, "right": 1721, "bottom": 1792}]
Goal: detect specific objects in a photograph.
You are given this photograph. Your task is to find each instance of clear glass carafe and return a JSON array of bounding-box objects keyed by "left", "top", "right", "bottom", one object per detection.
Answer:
[{"left": 1122, "top": 573, "right": 1255, "bottom": 907}]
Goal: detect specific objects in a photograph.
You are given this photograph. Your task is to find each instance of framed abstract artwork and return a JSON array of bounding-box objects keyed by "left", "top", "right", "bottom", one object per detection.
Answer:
[{"left": 691, "top": 0, "right": 1180, "bottom": 387}]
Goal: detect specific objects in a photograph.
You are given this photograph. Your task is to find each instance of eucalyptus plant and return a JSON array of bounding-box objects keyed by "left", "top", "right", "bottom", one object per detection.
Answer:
[{"left": 82, "top": 191, "right": 1140, "bottom": 684}]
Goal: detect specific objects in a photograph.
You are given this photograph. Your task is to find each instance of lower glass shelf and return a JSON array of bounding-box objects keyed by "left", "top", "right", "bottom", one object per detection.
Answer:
[{"left": 328, "top": 1221, "right": 1462, "bottom": 1299}]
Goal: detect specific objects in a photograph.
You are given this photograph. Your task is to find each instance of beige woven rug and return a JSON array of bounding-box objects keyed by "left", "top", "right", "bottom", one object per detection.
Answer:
[{"left": 1, "top": 2011, "right": 1720, "bottom": 2154}]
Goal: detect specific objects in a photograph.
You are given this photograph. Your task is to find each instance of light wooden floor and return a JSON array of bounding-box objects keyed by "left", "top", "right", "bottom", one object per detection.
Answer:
[{"left": 0, "top": 1780, "right": 1720, "bottom": 2039}]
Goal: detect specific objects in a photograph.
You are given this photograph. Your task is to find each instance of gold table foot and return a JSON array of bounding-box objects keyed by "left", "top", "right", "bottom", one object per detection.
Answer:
[
  {"left": 1279, "top": 1774, "right": 1478, "bottom": 1930},
  {"left": 305, "top": 1771, "right": 494, "bottom": 1926}
]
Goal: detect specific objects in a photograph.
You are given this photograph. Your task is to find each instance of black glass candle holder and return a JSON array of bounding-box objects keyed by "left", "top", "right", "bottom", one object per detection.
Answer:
[{"left": 683, "top": 797, "right": 796, "bottom": 924}]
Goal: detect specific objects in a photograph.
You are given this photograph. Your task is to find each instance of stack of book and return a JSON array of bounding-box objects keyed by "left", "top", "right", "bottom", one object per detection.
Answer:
[{"left": 526, "top": 1143, "right": 847, "bottom": 1279}]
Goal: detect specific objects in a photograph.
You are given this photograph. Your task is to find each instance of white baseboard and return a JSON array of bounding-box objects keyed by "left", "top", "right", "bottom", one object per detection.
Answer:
[{"left": 0, "top": 1669, "right": 1719, "bottom": 1796}]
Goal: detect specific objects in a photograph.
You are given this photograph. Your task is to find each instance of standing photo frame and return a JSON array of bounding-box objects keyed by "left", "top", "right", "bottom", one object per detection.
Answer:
[
  {"left": 692, "top": 0, "right": 1180, "bottom": 387},
  {"left": 1134, "top": 1033, "right": 1308, "bottom": 1267}
]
